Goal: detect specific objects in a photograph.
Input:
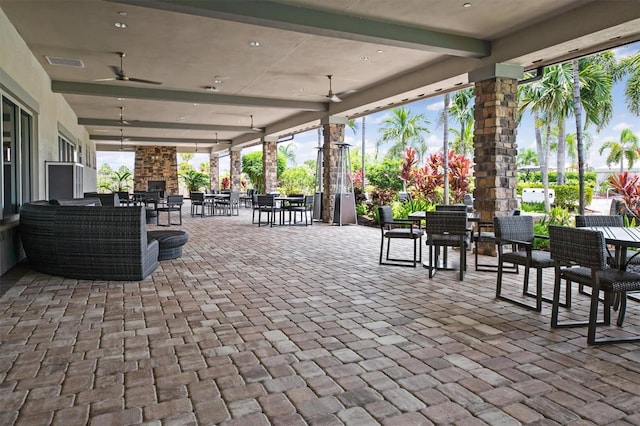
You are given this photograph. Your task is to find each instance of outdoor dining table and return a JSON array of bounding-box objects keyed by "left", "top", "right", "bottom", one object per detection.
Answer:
[
  {"left": 275, "top": 196, "right": 305, "bottom": 224},
  {"left": 203, "top": 193, "right": 230, "bottom": 216},
  {"left": 587, "top": 226, "right": 640, "bottom": 270}
]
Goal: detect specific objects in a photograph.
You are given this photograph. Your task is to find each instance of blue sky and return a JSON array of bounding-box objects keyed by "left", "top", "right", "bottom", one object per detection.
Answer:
[{"left": 98, "top": 42, "right": 639, "bottom": 174}]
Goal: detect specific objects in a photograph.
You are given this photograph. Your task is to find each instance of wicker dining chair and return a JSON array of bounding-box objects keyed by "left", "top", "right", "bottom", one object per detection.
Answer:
[
  {"left": 377, "top": 206, "right": 424, "bottom": 267},
  {"left": 549, "top": 225, "right": 640, "bottom": 345},
  {"left": 494, "top": 215, "right": 554, "bottom": 311},
  {"left": 256, "top": 194, "right": 282, "bottom": 227},
  {"left": 425, "top": 211, "right": 469, "bottom": 280},
  {"left": 190, "top": 191, "right": 206, "bottom": 217}
]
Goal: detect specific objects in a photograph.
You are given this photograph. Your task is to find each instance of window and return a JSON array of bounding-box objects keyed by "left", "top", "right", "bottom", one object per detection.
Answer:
[
  {"left": 2, "top": 95, "right": 33, "bottom": 220},
  {"left": 58, "top": 134, "right": 76, "bottom": 162}
]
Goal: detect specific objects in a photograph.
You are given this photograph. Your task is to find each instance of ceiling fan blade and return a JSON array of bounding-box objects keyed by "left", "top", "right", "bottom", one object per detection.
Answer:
[
  {"left": 327, "top": 92, "right": 342, "bottom": 102},
  {"left": 94, "top": 77, "right": 117, "bottom": 82},
  {"left": 127, "top": 77, "right": 163, "bottom": 85}
]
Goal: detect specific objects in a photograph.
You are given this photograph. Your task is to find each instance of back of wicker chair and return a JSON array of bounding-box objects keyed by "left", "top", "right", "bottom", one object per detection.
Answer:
[
  {"left": 575, "top": 215, "right": 623, "bottom": 228},
  {"left": 425, "top": 211, "right": 468, "bottom": 280}
]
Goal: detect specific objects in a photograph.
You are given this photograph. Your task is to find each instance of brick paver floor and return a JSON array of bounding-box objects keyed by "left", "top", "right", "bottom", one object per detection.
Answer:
[{"left": 1, "top": 205, "right": 640, "bottom": 425}]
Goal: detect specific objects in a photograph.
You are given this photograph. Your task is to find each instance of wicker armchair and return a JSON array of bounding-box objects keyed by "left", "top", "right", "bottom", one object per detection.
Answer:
[
  {"left": 494, "top": 215, "right": 555, "bottom": 311},
  {"left": 377, "top": 206, "right": 424, "bottom": 267},
  {"left": 549, "top": 225, "right": 640, "bottom": 345}
]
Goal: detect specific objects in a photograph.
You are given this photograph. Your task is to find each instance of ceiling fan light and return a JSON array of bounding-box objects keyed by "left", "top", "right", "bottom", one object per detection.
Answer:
[{"left": 326, "top": 75, "right": 342, "bottom": 102}]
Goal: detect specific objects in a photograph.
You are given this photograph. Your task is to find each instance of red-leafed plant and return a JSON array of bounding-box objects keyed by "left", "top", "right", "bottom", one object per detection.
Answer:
[
  {"left": 412, "top": 152, "right": 445, "bottom": 202},
  {"left": 399, "top": 148, "right": 417, "bottom": 190},
  {"left": 448, "top": 151, "right": 473, "bottom": 203},
  {"left": 609, "top": 172, "right": 640, "bottom": 217},
  {"left": 221, "top": 176, "right": 231, "bottom": 190}
]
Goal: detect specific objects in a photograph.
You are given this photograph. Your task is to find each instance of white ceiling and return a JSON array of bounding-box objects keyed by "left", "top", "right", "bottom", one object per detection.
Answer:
[{"left": 1, "top": 0, "right": 639, "bottom": 153}]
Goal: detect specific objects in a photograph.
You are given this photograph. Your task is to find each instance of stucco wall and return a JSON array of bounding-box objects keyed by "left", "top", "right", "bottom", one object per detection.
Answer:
[{"left": 0, "top": 7, "right": 96, "bottom": 199}]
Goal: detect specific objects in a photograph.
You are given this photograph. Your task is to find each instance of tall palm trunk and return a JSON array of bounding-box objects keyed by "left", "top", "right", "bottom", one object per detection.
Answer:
[
  {"left": 443, "top": 93, "right": 450, "bottom": 204},
  {"left": 543, "top": 124, "right": 552, "bottom": 212},
  {"left": 533, "top": 111, "right": 549, "bottom": 212},
  {"left": 361, "top": 116, "right": 366, "bottom": 189},
  {"left": 556, "top": 119, "right": 566, "bottom": 184},
  {"left": 572, "top": 59, "right": 586, "bottom": 215}
]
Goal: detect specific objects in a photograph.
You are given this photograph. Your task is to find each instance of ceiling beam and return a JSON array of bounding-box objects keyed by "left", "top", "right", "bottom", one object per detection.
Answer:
[
  {"left": 111, "top": 0, "right": 490, "bottom": 57},
  {"left": 52, "top": 81, "right": 327, "bottom": 111},
  {"left": 90, "top": 135, "right": 232, "bottom": 144},
  {"left": 78, "top": 118, "right": 264, "bottom": 133}
]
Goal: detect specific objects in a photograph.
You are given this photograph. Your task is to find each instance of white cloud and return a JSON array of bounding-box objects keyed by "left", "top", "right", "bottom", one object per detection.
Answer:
[
  {"left": 613, "top": 122, "right": 633, "bottom": 132},
  {"left": 426, "top": 100, "right": 443, "bottom": 111}
]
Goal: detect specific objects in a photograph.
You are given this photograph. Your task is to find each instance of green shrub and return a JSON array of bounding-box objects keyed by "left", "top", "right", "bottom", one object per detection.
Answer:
[
  {"left": 517, "top": 183, "right": 593, "bottom": 210},
  {"left": 367, "top": 159, "right": 403, "bottom": 191}
]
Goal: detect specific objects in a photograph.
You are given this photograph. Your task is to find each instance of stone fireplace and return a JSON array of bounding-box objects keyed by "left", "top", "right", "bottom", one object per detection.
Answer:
[{"left": 134, "top": 146, "right": 179, "bottom": 196}]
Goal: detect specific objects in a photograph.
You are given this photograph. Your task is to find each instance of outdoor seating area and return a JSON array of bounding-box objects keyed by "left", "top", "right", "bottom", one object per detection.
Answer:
[{"left": 3, "top": 205, "right": 640, "bottom": 424}]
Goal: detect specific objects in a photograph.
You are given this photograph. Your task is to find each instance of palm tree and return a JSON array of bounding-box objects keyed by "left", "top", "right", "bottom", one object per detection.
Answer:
[
  {"left": 599, "top": 128, "right": 640, "bottom": 173},
  {"left": 517, "top": 148, "right": 539, "bottom": 168},
  {"left": 565, "top": 131, "right": 592, "bottom": 170},
  {"left": 535, "top": 63, "right": 572, "bottom": 185},
  {"left": 618, "top": 51, "right": 640, "bottom": 116},
  {"left": 377, "top": 106, "right": 430, "bottom": 160},
  {"left": 519, "top": 82, "right": 553, "bottom": 212},
  {"left": 278, "top": 143, "right": 296, "bottom": 166},
  {"left": 448, "top": 88, "right": 474, "bottom": 157},
  {"left": 572, "top": 52, "right": 615, "bottom": 214},
  {"left": 442, "top": 93, "right": 450, "bottom": 204}
]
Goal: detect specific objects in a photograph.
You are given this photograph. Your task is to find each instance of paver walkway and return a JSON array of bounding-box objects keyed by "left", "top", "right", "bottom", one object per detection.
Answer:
[{"left": 1, "top": 206, "right": 639, "bottom": 425}]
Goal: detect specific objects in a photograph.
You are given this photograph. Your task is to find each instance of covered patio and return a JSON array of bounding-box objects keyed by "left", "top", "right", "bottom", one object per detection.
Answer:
[{"left": 1, "top": 208, "right": 639, "bottom": 424}]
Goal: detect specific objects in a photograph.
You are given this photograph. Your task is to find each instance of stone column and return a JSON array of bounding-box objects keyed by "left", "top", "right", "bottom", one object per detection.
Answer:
[
  {"left": 230, "top": 148, "right": 242, "bottom": 191},
  {"left": 263, "top": 136, "right": 278, "bottom": 193},
  {"left": 321, "top": 116, "right": 347, "bottom": 223},
  {"left": 134, "top": 146, "right": 178, "bottom": 195},
  {"left": 469, "top": 63, "right": 523, "bottom": 255},
  {"left": 209, "top": 152, "right": 219, "bottom": 191}
]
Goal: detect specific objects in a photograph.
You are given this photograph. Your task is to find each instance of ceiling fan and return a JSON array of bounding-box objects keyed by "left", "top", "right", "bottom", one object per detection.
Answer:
[
  {"left": 118, "top": 128, "right": 129, "bottom": 151},
  {"left": 249, "top": 115, "right": 262, "bottom": 131},
  {"left": 117, "top": 106, "right": 130, "bottom": 125},
  {"left": 95, "top": 52, "right": 162, "bottom": 85},
  {"left": 213, "top": 133, "right": 232, "bottom": 145},
  {"left": 326, "top": 75, "right": 342, "bottom": 102}
]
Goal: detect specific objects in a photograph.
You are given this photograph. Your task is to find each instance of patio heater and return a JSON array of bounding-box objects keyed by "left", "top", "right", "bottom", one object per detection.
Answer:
[
  {"left": 333, "top": 143, "right": 357, "bottom": 225},
  {"left": 313, "top": 146, "right": 323, "bottom": 220}
]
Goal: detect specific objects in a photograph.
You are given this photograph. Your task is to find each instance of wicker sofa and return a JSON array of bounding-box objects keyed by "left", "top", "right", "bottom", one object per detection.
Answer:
[{"left": 19, "top": 202, "right": 159, "bottom": 281}]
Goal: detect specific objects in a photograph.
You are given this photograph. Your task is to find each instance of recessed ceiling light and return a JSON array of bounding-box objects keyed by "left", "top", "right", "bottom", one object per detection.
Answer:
[
  {"left": 114, "top": 22, "right": 127, "bottom": 29},
  {"left": 117, "top": 97, "right": 125, "bottom": 101},
  {"left": 463, "top": 2, "right": 471, "bottom": 7},
  {"left": 249, "top": 41, "right": 261, "bottom": 47},
  {"left": 377, "top": 50, "right": 383, "bottom": 54},
  {"left": 213, "top": 79, "right": 223, "bottom": 84}
]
